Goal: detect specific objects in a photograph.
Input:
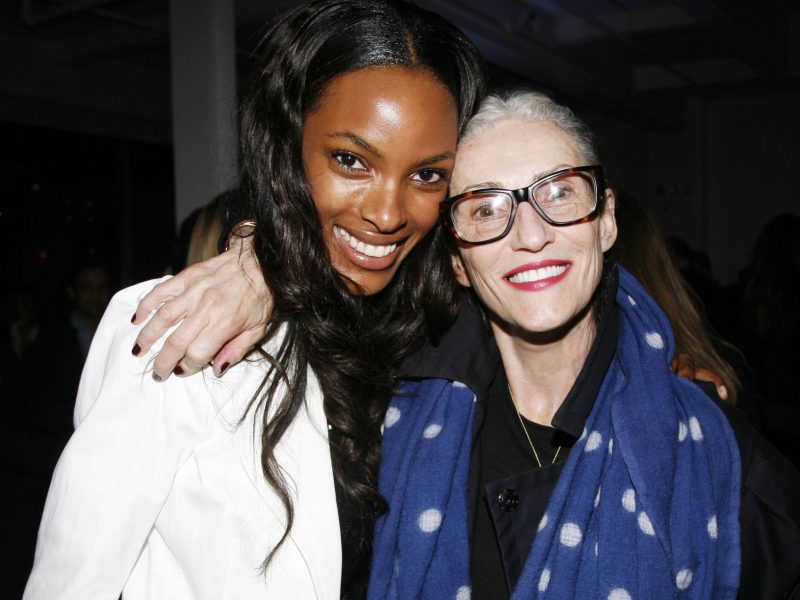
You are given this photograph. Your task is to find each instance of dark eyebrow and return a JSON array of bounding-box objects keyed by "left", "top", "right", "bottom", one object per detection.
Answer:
[
  {"left": 329, "top": 132, "right": 453, "bottom": 168},
  {"left": 413, "top": 152, "right": 455, "bottom": 169},
  {"left": 329, "top": 132, "right": 383, "bottom": 159}
]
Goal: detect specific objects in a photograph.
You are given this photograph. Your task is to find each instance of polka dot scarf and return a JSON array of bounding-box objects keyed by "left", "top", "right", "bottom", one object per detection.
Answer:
[{"left": 369, "top": 267, "right": 741, "bottom": 600}]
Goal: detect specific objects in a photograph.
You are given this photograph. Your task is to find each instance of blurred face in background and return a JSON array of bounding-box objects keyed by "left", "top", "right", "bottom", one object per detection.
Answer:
[{"left": 70, "top": 267, "right": 111, "bottom": 322}]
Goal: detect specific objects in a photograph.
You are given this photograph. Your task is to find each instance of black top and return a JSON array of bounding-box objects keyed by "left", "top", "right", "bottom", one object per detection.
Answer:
[
  {"left": 471, "top": 291, "right": 618, "bottom": 598},
  {"left": 329, "top": 427, "right": 372, "bottom": 600},
  {"left": 400, "top": 286, "right": 800, "bottom": 600}
]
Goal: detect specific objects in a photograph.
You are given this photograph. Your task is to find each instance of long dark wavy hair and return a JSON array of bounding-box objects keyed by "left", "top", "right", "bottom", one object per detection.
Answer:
[{"left": 237, "top": 0, "right": 484, "bottom": 567}]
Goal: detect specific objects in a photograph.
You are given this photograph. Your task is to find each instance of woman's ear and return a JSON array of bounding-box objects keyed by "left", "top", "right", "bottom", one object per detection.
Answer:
[
  {"left": 599, "top": 188, "right": 618, "bottom": 253},
  {"left": 451, "top": 252, "right": 472, "bottom": 288}
]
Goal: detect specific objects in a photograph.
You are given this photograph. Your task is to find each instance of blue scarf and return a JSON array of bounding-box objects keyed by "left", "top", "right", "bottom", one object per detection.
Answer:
[{"left": 369, "top": 267, "right": 741, "bottom": 599}]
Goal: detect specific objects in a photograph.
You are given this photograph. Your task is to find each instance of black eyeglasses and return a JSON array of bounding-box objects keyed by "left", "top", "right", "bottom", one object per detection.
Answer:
[{"left": 441, "top": 165, "right": 606, "bottom": 245}]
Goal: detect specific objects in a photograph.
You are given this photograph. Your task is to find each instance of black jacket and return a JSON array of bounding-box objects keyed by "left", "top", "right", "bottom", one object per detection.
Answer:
[{"left": 401, "top": 291, "right": 800, "bottom": 600}]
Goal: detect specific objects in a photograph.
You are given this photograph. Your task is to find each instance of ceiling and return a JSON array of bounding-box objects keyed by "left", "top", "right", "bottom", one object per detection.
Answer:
[{"left": 2, "top": 0, "right": 798, "bottom": 140}]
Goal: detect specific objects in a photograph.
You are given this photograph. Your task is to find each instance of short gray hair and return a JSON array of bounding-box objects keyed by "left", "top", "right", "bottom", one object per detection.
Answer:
[{"left": 460, "top": 90, "right": 599, "bottom": 164}]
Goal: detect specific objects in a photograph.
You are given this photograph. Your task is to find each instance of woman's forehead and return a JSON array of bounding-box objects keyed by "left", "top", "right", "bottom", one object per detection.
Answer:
[{"left": 451, "top": 119, "right": 583, "bottom": 194}]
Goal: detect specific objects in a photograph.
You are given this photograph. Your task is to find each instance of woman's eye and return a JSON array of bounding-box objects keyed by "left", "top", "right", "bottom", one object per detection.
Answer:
[
  {"left": 332, "top": 151, "right": 366, "bottom": 171},
  {"left": 412, "top": 169, "right": 446, "bottom": 184},
  {"left": 545, "top": 184, "right": 571, "bottom": 201}
]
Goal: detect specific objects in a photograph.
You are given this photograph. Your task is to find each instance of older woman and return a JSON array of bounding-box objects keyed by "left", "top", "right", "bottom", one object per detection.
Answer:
[
  {"left": 131, "top": 93, "right": 800, "bottom": 598},
  {"left": 368, "top": 92, "right": 800, "bottom": 600},
  {"left": 369, "top": 91, "right": 740, "bottom": 599}
]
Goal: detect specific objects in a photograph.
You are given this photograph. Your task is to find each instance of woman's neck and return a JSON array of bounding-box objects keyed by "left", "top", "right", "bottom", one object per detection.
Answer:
[{"left": 492, "top": 308, "right": 596, "bottom": 427}]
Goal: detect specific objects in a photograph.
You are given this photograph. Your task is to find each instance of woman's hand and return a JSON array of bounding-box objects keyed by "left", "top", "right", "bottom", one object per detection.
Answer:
[
  {"left": 671, "top": 353, "right": 729, "bottom": 401},
  {"left": 131, "top": 234, "right": 271, "bottom": 380}
]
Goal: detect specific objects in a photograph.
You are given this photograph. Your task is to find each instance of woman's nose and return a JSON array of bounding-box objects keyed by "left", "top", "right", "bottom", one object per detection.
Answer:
[
  {"left": 509, "top": 202, "right": 554, "bottom": 251},
  {"left": 360, "top": 181, "right": 407, "bottom": 233}
]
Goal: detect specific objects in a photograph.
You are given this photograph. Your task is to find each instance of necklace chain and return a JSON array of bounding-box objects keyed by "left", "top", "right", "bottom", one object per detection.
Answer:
[{"left": 508, "top": 384, "right": 562, "bottom": 468}]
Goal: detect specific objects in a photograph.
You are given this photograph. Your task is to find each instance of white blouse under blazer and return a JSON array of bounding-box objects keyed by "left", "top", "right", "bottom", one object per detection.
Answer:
[{"left": 24, "top": 279, "right": 342, "bottom": 599}]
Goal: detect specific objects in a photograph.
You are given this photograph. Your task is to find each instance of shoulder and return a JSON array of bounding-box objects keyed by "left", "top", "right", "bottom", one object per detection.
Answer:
[
  {"left": 400, "top": 292, "right": 500, "bottom": 396},
  {"left": 701, "top": 383, "right": 800, "bottom": 494},
  {"left": 74, "top": 277, "right": 202, "bottom": 424},
  {"left": 107, "top": 277, "right": 172, "bottom": 319},
  {"left": 697, "top": 382, "right": 800, "bottom": 598}
]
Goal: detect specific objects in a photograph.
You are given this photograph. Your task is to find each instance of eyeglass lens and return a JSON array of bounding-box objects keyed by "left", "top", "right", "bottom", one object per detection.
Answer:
[{"left": 451, "top": 172, "right": 597, "bottom": 243}]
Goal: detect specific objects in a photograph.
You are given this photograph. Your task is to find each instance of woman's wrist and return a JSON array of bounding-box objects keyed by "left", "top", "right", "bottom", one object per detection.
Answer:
[{"left": 224, "top": 220, "right": 257, "bottom": 252}]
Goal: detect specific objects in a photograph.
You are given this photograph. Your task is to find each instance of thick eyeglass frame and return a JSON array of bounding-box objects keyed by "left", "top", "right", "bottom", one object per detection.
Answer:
[{"left": 441, "top": 165, "right": 606, "bottom": 245}]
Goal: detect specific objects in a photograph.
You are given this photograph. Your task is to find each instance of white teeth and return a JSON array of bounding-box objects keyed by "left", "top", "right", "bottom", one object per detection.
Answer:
[
  {"left": 335, "top": 226, "right": 397, "bottom": 258},
  {"left": 508, "top": 264, "right": 567, "bottom": 284}
]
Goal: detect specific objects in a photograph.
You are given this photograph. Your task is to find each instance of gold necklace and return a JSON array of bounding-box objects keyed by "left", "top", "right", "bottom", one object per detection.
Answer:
[{"left": 508, "top": 384, "right": 562, "bottom": 468}]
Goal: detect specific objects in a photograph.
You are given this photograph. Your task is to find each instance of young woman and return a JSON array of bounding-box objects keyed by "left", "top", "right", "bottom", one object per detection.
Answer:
[{"left": 24, "top": 1, "right": 483, "bottom": 598}]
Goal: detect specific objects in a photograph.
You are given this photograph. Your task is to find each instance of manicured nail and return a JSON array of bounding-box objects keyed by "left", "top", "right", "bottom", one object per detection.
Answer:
[
  {"left": 152, "top": 372, "right": 162, "bottom": 382},
  {"left": 131, "top": 313, "right": 136, "bottom": 323},
  {"left": 131, "top": 343, "right": 141, "bottom": 356},
  {"left": 218, "top": 362, "right": 230, "bottom": 376},
  {"left": 173, "top": 366, "right": 184, "bottom": 376}
]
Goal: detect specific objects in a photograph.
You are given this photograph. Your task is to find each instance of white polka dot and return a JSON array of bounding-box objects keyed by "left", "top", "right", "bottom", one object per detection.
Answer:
[
  {"left": 622, "top": 488, "right": 636, "bottom": 512},
  {"left": 627, "top": 295, "right": 637, "bottom": 306},
  {"left": 538, "top": 512, "right": 548, "bottom": 531},
  {"left": 560, "top": 522, "right": 583, "bottom": 547},
  {"left": 645, "top": 332, "right": 664, "bottom": 349},
  {"left": 689, "top": 416, "right": 704, "bottom": 441},
  {"left": 608, "top": 438, "right": 614, "bottom": 454},
  {"left": 707, "top": 514, "right": 718, "bottom": 539},
  {"left": 608, "top": 588, "right": 632, "bottom": 600},
  {"left": 594, "top": 541, "right": 599, "bottom": 556},
  {"left": 453, "top": 381, "right": 467, "bottom": 388},
  {"left": 538, "top": 568, "right": 551, "bottom": 592},
  {"left": 585, "top": 431, "right": 603, "bottom": 452},
  {"left": 580, "top": 427, "right": 587, "bottom": 441},
  {"left": 456, "top": 585, "right": 471, "bottom": 600},
  {"left": 638, "top": 511, "right": 655, "bottom": 536},
  {"left": 676, "top": 568, "right": 693, "bottom": 590},
  {"left": 418, "top": 508, "right": 442, "bottom": 532},
  {"left": 384, "top": 406, "right": 401, "bottom": 428},
  {"left": 678, "top": 421, "right": 688, "bottom": 442},
  {"left": 594, "top": 486, "right": 601, "bottom": 507},
  {"left": 423, "top": 424, "right": 442, "bottom": 439}
]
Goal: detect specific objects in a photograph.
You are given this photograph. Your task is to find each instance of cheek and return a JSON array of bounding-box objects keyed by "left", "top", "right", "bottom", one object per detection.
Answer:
[
  {"left": 405, "top": 193, "right": 446, "bottom": 237},
  {"left": 310, "top": 174, "right": 361, "bottom": 221}
]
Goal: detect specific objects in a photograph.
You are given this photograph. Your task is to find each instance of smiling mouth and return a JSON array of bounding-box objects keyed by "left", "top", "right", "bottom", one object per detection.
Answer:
[
  {"left": 507, "top": 264, "right": 568, "bottom": 284},
  {"left": 335, "top": 225, "right": 399, "bottom": 258}
]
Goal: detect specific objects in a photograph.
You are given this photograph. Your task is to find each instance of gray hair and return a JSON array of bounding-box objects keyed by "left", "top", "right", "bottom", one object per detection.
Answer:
[{"left": 460, "top": 90, "right": 599, "bottom": 164}]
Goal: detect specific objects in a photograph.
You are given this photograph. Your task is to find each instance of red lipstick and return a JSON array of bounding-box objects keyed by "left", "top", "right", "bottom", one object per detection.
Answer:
[{"left": 504, "top": 260, "right": 571, "bottom": 291}]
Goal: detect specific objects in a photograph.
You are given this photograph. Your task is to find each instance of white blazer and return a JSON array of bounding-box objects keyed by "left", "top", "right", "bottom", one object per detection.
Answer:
[{"left": 24, "top": 279, "right": 342, "bottom": 599}]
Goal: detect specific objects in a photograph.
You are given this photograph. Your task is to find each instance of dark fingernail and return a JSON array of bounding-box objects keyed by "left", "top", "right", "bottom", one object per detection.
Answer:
[
  {"left": 152, "top": 372, "right": 162, "bottom": 382},
  {"left": 173, "top": 366, "right": 184, "bottom": 376},
  {"left": 131, "top": 343, "right": 141, "bottom": 356},
  {"left": 131, "top": 313, "right": 136, "bottom": 323},
  {"left": 219, "top": 362, "right": 230, "bottom": 376}
]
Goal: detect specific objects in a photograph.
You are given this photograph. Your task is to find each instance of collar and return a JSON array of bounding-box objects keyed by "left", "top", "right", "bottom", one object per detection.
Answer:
[
  {"left": 400, "top": 269, "right": 620, "bottom": 440},
  {"left": 399, "top": 291, "right": 500, "bottom": 400}
]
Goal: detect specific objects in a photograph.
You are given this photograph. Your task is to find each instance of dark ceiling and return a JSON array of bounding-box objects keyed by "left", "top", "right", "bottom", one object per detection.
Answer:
[{"left": 2, "top": 0, "right": 799, "bottom": 140}]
